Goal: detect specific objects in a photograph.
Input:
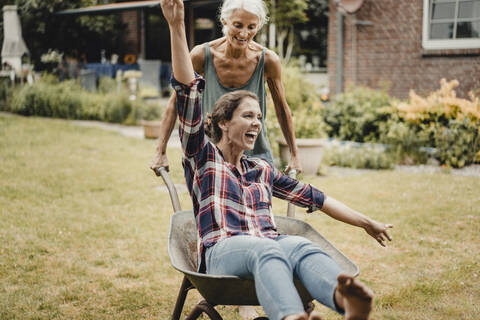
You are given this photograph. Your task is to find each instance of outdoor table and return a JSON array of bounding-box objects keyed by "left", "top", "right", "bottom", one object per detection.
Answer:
[{"left": 85, "top": 63, "right": 140, "bottom": 79}]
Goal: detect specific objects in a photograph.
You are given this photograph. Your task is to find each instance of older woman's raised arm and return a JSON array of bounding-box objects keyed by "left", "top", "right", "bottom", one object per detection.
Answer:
[{"left": 160, "top": 0, "right": 195, "bottom": 85}]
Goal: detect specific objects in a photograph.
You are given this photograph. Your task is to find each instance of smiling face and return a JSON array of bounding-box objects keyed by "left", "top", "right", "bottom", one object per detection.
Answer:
[
  {"left": 222, "top": 8, "right": 260, "bottom": 48},
  {"left": 221, "top": 96, "right": 262, "bottom": 151}
]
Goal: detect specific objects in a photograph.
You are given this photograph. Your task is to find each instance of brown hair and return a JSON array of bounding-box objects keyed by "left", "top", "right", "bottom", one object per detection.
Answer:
[{"left": 204, "top": 90, "right": 259, "bottom": 143}]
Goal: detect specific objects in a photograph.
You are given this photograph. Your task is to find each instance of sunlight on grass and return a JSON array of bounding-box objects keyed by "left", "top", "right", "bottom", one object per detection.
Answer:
[{"left": 1, "top": 114, "right": 479, "bottom": 319}]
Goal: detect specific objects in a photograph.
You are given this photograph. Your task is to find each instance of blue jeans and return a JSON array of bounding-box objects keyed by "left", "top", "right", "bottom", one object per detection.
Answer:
[{"left": 205, "top": 235, "right": 343, "bottom": 320}]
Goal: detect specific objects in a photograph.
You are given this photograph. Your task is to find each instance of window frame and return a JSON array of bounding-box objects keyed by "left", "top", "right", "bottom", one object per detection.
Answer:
[{"left": 422, "top": 0, "right": 480, "bottom": 49}]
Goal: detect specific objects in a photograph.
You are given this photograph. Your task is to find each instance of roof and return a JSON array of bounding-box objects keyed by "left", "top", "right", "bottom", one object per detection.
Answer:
[
  {"left": 57, "top": 1, "right": 160, "bottom": 15},
  {"left": 56, "top": 0, "right": 221, "bottom": 15}
]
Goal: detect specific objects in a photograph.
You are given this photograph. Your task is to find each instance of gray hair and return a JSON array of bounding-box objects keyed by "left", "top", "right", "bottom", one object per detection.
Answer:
[{"left": 219, "top": 0, "right": 269, "bottom": 33}]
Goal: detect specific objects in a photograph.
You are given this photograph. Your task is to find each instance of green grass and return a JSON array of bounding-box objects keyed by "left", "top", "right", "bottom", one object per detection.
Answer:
[{"left": 1, "top": 113, "right": 479, "bottom": 319}]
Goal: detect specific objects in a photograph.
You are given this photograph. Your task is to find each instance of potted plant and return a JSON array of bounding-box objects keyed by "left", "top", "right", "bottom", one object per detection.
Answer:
[
  {"left": 276, "top": 103, "right": 326, "bottom": 175},
  {"left": 266, "top": 63, "right": 326, "bottom": 175},
  {"left": 138, "top": 101, "right": 164, "bottom": 139}
]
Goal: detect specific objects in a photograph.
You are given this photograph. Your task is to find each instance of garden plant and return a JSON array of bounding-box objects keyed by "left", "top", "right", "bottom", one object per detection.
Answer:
[{"left": 0, "top": 74, "right": 162, "bottom": 125}]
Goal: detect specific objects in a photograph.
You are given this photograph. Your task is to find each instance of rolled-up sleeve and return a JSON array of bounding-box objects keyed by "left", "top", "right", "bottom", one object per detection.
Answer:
[
  {"left": 271, "top": 166, "right": 325, "bottom": 213},
  {"left": 171, "top": 75, "right": 206, "bottom": 158}
]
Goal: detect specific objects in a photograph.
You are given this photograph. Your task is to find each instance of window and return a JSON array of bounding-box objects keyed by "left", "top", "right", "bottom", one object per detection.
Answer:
[{"left": 422, "top": 0, "right": 480, "bottom": 49}]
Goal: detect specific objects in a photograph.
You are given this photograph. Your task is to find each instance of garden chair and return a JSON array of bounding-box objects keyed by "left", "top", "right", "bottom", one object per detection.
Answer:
[{"left": 157, "top": 167, "right": 359, "bottom": 320}]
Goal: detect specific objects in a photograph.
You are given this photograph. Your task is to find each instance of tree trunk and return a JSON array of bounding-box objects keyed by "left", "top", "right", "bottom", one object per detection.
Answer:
[
  {"left": 284, "top": 25, "right": 294, "bottom": 63},
  {"left": 276, "top": 29, "right": 287, "bottom": 61}
]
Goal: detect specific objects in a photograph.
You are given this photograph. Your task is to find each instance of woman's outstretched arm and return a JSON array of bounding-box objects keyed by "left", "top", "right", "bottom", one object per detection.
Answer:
[
  {"left": 272, "top": 167, "right": 393, "bottom": 246},
  {"left": 160, "top": 0, "right": 194, "bottom": 85},
  {"left": 320, "top": 196, "right": 393, "bottom": 247}
]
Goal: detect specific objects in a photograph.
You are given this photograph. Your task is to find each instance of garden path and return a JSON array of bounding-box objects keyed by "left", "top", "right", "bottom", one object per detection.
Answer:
[{"left": 73, "top": 119, "right": 181, "bottom": 147}]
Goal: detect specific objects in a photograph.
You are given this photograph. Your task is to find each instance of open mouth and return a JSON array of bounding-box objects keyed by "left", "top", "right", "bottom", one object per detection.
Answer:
[
  {"left": 234, "top": 36, "right": 247, "bottom": 43},
  {"left": 245, "top": 131, "right": 257, "bottom": 143}
]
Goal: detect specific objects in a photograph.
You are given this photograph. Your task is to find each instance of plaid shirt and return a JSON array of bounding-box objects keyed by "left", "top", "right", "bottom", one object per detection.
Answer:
[{"left": 173, "top": 75, "right": 325, "bottom": 272}]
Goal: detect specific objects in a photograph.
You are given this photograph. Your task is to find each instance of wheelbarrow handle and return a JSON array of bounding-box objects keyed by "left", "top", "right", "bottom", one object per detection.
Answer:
[
  {"left": 156, "top": 166, "right": 182, "bottom": 213},
  {"left": 288, "top": 169, "right": 297, "bottom": 179},
  {"left": 155, "top": 166, "right": 167, "bottom": 176}
]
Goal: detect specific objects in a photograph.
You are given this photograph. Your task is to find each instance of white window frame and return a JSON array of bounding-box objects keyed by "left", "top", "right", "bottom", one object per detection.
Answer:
[{"left": 422, "top": 0, "right": 480, "bottom": 49}]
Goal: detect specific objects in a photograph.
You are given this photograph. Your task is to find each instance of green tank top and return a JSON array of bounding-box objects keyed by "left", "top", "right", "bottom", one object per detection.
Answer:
[{"left": 202, "top": 44, "right": 273, "bottom": 164}]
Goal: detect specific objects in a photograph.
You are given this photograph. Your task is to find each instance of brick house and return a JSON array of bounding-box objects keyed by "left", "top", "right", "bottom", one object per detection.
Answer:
[{"left": 327, "top": 0, "right": 480, "bottom": 99}]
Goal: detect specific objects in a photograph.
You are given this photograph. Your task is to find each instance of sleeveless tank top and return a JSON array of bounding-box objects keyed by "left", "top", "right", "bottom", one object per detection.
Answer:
[{"left": 202, "top": 44, "right": 273, "bottom": 164}]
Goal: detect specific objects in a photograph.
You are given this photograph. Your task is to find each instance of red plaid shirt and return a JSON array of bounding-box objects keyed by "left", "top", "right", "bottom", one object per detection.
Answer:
[{"left": 173, "top": 75, "right": 325, "bottom": 272}]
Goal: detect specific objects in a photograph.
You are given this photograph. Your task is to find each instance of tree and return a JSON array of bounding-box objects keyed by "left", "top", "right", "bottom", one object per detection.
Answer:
[
  {"left": 293, "top": 0, "right": 329, "bottom": 68},
  {"left": 0, "top": 0, "right": 126, "bottom": 68},
  {"left": 266, "top": 0, "right": 309, "bottom": 63}
]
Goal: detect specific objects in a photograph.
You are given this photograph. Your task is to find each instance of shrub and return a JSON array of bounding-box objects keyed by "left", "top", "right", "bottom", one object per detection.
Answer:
[
  {"left": 394, "top": 79, "right": 480, "bottom": 168},
  {"left": 322, "top": 85, "right": 394, "bottom": 143},
  {"left": 323, "top": 144, "right": 395, "bottom": 170},
  {"left": 134, "top": 103, "right": 163, "bottom": 121},
  {"left": 98, "top": 77, "right": 117, "bottom": 94},
  {"left": 265, "top": 62, "right": 325, "bottom": 155},
  {"left": 4, "top": 74, "right": 148, "bottom": 125},
  {"left": 9, "top": 80, "right": 83, "bottom": 119},
  {"left": 291, "top": 103, "right": 326, "bottom": 139},
  {"left": 431, "top": 119, "right": 479, "bottom": 168},
  {"left": 0, "top": 79, "right": 14, "bottom": 107},
  {"left": 381, "top": 120, "right": 430, "bottom": 165},
  {"left": 102, "top": 94, "right": 133, "bottom": 123}
]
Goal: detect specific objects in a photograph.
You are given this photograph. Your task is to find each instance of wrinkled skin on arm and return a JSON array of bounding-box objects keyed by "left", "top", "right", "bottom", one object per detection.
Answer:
[{"left": 265, "top": 50, "right": 302, "bottom": 173}]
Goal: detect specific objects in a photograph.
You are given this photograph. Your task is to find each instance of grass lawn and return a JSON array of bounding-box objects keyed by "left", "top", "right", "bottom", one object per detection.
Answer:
[{"left": 1, "top": 113, "right": 479, "bottom": 319}]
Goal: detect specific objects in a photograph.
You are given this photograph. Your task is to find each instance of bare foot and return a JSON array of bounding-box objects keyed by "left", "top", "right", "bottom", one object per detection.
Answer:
[
  {"left": 283, "top": 313, "right": 308, "bottom": 320},
  {"left": 238, "top": 306, "right": 259, "bottom": 320},
  {"left": 336, "top": 274, "right": 373, "bottom": 320},
  {"left": 308, "top": 310, "right": 323, "bottom": 320}
]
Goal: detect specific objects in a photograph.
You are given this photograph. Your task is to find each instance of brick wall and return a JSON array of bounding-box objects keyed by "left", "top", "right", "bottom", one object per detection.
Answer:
[
  {"left": 121, "top": 11, "right": 140, "bottom": 55},
  {"left": 327, "top": 0, "right": 480, "bottom": 99}
]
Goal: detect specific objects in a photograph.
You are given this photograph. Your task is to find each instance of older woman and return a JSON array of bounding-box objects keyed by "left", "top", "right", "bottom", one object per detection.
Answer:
[
  {"left": 159, "top": 0, "right": 393, "bottom": 319},
  {"left": 151, "top": 0, "right": 301, "bottom": 174}
]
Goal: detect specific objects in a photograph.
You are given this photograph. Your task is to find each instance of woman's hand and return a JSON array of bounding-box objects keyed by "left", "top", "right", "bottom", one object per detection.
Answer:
[
  {"left": 160, "top": 0, "right": 184, "bottom": 26},
  {"left": 150, "top": 151, "right": 169, "bottom": 174},
  {"left": 286, "top": 154, "right": 302, "bottom": 175},
  {"left": 364, "top": 220, "right": 393, "bottom": 247}
]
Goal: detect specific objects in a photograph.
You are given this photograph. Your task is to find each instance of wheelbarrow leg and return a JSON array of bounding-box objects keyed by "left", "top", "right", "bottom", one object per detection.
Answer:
[
  {"left": 171, "top": 276, "right": 194, "bottom": 320},
  {"left": 185, "top": 300, "right": 222, "bottom": 320}
]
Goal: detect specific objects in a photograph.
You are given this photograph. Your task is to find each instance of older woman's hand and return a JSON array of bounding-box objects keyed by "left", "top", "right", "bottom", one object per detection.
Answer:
[
  {"left": 286, "top": 154, "right": 302, "bottom": 175},
  {"left": 150, "top": 151, "right": 169, "bottom": 174},
  {"left": 364, "top": 220, "right": 393, "bottom": 247},
  {"left": 160, "top": 0, "right": 184, "bottom": 26}
]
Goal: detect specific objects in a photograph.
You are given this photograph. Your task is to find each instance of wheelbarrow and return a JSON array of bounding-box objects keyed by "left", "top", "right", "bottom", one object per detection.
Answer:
[{"left": 157, "top": 167, "right": 359, "bottom": 320}]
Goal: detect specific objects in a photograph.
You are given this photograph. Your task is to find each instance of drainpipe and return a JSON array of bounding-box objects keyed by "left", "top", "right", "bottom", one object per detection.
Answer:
[{"left": 336, "top": 9, "right": 344, "bottom": 94}]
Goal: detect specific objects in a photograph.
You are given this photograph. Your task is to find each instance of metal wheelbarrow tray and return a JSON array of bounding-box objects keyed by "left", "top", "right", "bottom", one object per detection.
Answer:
[{"left": 158, "top": 167, "right": 359, "bottom": 320}]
